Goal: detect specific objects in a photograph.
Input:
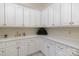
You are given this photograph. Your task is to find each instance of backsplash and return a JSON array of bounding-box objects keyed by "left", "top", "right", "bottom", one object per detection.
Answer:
[
  {"left": 0, "top": 28, "right": 37, "bottom": 38},
  {"left": 0, "top": 27, "right": 79, "bottom": 40},
  {"left": 47, "top": 27, "right": 79, "bottom": 40}
]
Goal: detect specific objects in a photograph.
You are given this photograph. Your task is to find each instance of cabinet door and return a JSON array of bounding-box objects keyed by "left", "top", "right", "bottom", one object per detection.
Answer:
[
  {"left": 72, "top": 3, "right": 79, "bottom": 25},
  {"left": 41, "top": 39, "right": 49, "bottom": 56},
  {"left": 5, "top": 46, "right": 17, "bottom": 56},
  {"left": 0, "top": 48, "right": 5, "bottom": 56},
  {"left": 19, "top": 46, "right": 27, "bottom": 56},
  {"left": 48, "top": 7, "right": 54, "bottom": 27},
  {"left": 41, "top": 8, "right": 49, "bottom": 27},
  {"left": 5, "top": 4, "right": 16, "bottom": 26},
  {"left": 61, "top": 3, "right": 71, "bottom": 26},
  {"left": 16, "top": 5, "right": 23, "bottom": 27},
  {"left": 53, "top": 3, "right": 61, "bottom": 26},
  {"left": 66, "top": 46, "right": 79, "bottom": 56},
  {"left": 48, "top": 41, "right": 56, "bottom": 56},
  {"left": 34, "top": 10, "right": 41, "bottom": 27},
  {"left": 29, "top": 9, "right": 36, "bottom": 27},
  {"left": 24, "top": 8, "right": 30, "bottom": 27},
  {"left": 0, "top": 3, "right": 4, "bottom": 26},
  {"left": 56, "top": 43, "right": 67, "bottom": 56},
  {"left": 27, "top": 38, "right": 39, "bottom": 55},
  {"left": 18, "top": 39, "right": 28, "bottom": 56}
]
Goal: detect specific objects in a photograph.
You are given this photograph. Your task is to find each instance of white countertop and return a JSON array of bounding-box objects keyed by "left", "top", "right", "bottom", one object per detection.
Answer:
[
  {"left": 0, "top": 35, "right": 79, "bottom": 50},
  {"left": 0, "top": 35, "right": 37, "bottom": 42},
  {"left": 41, "top": 36, "right": 79, "bottom": 49}
]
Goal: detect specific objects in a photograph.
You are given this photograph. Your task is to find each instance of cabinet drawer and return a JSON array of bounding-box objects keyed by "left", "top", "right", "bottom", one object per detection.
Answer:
[
  {"left": 0, "top": 42, "right": 5, "bottom": 48},
  {"left": 17, "top": 39, "right": 27, "bottom": 46},
  {"left": 56, "top": 43, "right": 67, "bottom": 53},
  {"left": 6, "top": 40, "right": 17, "bottom": 47},
  {"left": 66, "top": 47, "right": 79, "bottom": 56}
]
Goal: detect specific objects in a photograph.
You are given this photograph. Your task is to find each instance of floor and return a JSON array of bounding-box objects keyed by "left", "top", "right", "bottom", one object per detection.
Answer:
[{"left": 29, "top": 51, "right": 45, "bottom": 56}]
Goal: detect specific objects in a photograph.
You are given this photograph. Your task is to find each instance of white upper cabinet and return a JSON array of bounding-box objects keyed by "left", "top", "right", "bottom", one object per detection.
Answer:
[
  {"left": 53, "top": 3, "right": 61, "bottom": 26},
  {"left": 41, "top": 8, "right": 49, "bottom": 27},
  {"left": 5, "top": 4, "right": 16, "bottom": 26},
  {"left": 29, "top": 9, "right": 35, "bottom": 27},
  {"left": 48, "top": 7, "right": 54, "bottom": 27},
  {"left": 34, "top": 10, "right": 41, "bottom": 27},
  {"left": 16, "top": 5, "right": 23, "bottom": 27},
  {"left": 24, "top": 8, "right": 30, "bottom": 27},
  {"left": 0, "top": 3, "right": 5, "bottom": 26},
  {"left": 72, "top": 3, "right": 79, "bottom": 25},
  {"left": 61, "top": 3, "right": 71, "bottom": 26}
]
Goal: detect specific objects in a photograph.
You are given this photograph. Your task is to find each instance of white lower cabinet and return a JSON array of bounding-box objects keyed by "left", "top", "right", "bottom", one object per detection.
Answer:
[
  {"left": 18, "top": 46, "right": 27, "bottom": 56},
  {"left": 48, "top": 41, "right": 56, "bottom": 56},
  {"left": 66, "top": 46, "right": 79, "bottom": 56},
  {"left": 41, "top": 38, "right": 79, "bottom": 56},
  {"left": 56, "top": 43, "right": 67, "bottom": 56},
  {"left": 5, "top": 46, "right": 17, "bottom": 56},
  {"left": 41, "top": 38, "right": 56, "bottom": 56},
  {"left": 0, "top": 37, "right": 79, "bottom": 56},
  {"left": 17, "top": 39, "right": 28, "bottom": 56},
  {"left": 0, "top": 48, "right": 5, "bottom": 56},
  {"left": 41, "top": 39, "right": 49, "bottom": 56},
  {"left": 27, "top": 38, "right": 40, "bottom": 55}
]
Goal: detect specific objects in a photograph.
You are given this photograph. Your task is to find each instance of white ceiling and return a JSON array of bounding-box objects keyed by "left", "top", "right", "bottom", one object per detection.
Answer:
[{"left": 18, "top": 3, "right": 52, "bottom": 10}]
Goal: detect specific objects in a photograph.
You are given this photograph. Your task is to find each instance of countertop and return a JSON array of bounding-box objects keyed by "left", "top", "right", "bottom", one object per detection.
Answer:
[
  {"left": 0, "top": 35, "right": 79, "bottom": 50},
  {"left": 0, "top": 35, "right": 38, "bottom": 42},
  {"left": 41, "top": 36, "right": 79, "bottom": 49}
]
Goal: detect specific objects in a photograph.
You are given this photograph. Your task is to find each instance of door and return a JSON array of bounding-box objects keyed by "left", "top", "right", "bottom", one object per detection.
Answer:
[
  {"left": 53, "top": 3, "right": 61, "bottom": 26},
  {"left": 72, "top": 3, "right": 79, "bottom": 25},
  {"left": 5, "top": 46, "right": 17, "bottom": 56},
  {"left": 24, "top": 8, "right": 30, "bottom": 27},
  {"left": 16, "top": 5, "right": 23, "bottom": 27},
  {"left": 61, "top": 3, "right": 72, "bottom": 26},
  {"left": 0, "top": 3, "right": 5, "bottom": 26},
  {"left": 5, "top": 3, "right": 16, "bottom": 26}
]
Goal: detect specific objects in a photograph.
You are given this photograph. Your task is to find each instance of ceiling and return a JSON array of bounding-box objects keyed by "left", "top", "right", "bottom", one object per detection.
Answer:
[{"left": 18, "top": 3, "right": 52, "bottom": 10}]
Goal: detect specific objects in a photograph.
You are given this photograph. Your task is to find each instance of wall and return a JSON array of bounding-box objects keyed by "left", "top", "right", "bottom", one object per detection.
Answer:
[
  {"left": 0, "top": 28, "right": 37, "bottom": 38},
  {"left": 0, "top": 27, "right": 79, "bottom": 41},
  {"left": 47, "top": 27, "right": 79, "bottom": 40}
]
